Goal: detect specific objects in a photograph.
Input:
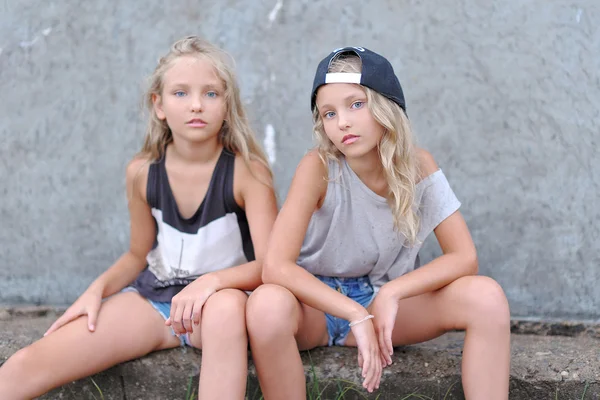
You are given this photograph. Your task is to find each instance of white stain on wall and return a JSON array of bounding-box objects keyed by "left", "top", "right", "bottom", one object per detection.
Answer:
[
  {"left": 268, "top": 0, "right": 283, "bottom": 25},
  {"left": 575, "top": 8, "right": 583, "bottom": 23},
  {"left": 19, "top": 27, "right": 53, "bottom": 49},
  {"left": 20, "top": 36, "right": 39, "bottom": 48},
  {"left": 264, "top": 124, "right": 277, "bottom": 164}
]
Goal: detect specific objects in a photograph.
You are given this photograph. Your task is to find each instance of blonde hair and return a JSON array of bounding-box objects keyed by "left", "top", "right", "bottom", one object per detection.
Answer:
[
  {"left": 312, "top": 54, "right": 420, "bottom": 244},
  {"left": 138, "top": 36, "right": 272, "bottom": 182}
]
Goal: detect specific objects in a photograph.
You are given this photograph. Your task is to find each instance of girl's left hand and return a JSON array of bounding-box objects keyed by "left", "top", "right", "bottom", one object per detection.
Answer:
[
  {"left": 350, "top": 318, "right": 382, "bottom": 393},
  {"left": 166, "top": 274, "right": 219, "bottom": 335},
  {"left": 370, "top": 286, "right": 399, "bottom": 367}
]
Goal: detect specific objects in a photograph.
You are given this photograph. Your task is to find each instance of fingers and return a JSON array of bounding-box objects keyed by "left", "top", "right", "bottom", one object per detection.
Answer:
[
  {"left": 170, "top": 297, "right": 199, "bottom": 335},
  {"left": 378, "top": 327, "right": 393, "bottom": 366},
  {"left": 191, "top": 298, "right": 205, "bottom": 326},
  {"left": 44, "top": 309, "right": 81, "bottom": 336},
  {"left": 170, "top": 299, "right": 186, "bottom": 335},
  {"left": 361, "top": 345, "right": 382, "bottom": 393},
  {"left": 181, "top": 303, "right": 194, "bottom": 333},
  {"left": 87, "top": 304, "right": 99, "bottom": 332},
  {"left": 380, "top": 351, "right": 387, "bottom": 369},
  {"left": 361, "top": 346, "right": 371, "bottom": 384},
  {"left": 385, "top": 328, "right": 394, "bottom": 358}
]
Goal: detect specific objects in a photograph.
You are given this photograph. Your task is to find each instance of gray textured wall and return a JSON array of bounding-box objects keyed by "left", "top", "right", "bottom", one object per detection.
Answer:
[{"left": 1, "top": 1, "right": 598, "bottom": 320}]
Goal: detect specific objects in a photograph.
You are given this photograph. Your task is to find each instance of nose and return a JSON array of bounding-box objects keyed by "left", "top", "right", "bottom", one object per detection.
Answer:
[
  {"left": 191, "top": 95, "right": 202, "bottom": 112},
  {"left": 337, "top": 111, "right": 351, "bottom": 130}
]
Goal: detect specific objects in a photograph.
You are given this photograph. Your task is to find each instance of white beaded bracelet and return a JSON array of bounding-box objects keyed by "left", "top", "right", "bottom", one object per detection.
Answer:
[{"left": 349, "top": 314, "right": 375, "bottom": 327}]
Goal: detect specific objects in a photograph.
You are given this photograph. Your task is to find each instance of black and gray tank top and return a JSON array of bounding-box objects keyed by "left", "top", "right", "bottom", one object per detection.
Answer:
[{"left": 132, "top": 148, "right": 254, "bottom": 302}]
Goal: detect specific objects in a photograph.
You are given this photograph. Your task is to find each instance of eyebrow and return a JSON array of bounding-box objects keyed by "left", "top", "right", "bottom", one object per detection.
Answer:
[
  {"left": 167, "top": 82, "right": 224, "bottom": 90},
  {"left": 318, "top": 93, "right": 367, "bottom": 110}
]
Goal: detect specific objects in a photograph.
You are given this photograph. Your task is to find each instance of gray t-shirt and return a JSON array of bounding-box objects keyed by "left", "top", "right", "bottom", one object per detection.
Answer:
[{"left": 297, "top": 158, "right": 461, "bottom": 292}]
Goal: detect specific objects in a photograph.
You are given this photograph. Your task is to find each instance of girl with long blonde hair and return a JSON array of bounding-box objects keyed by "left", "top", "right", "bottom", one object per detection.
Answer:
[
  {"left": 246, "top": 47, "right": 510, "bottom": 399},
  {"left": 0, "top": 36, "right": 278, "bottom": 399}
]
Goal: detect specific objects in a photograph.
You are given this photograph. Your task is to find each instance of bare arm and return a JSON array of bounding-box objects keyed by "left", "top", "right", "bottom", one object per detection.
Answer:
[
  {"left": 262, "top": 151, "right": 370, "bottom": 322},
  {"left": 201, "top": 157, "right": 278, "bottom": 291},
  {"left": 45, "top": 157, "right": 156, "bottom": 334},
  {"left": 382, "top": 149, "right": 478, "bottom": 301},
  {"left": 87, "top": 157, "right": 156, "bottom": 298}
]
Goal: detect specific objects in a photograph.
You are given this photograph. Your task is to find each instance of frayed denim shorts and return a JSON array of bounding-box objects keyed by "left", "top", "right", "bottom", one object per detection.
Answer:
[
  {"left": 315, "top": 275, "right": 375, "bottom": 346},
  {"left": 121, "top": 287, "right": 191, "bottom": 347}
]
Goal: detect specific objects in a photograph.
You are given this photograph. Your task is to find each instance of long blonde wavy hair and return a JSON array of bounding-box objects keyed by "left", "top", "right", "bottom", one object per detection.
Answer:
[
  {"left": 138, "top": 36, "right": 272, "bottom": 182},
  {"left": 312, "top": 54, "right": 420, "bottom": 244}
]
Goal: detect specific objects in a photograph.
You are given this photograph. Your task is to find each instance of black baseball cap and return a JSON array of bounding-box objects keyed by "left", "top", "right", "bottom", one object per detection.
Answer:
[{"left": 311, "top": 46, "right": 406, "bottom": 113}]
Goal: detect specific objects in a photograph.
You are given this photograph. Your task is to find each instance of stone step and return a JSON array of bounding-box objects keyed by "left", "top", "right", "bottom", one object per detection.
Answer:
[{"left": 0, "top": 310, "right": 598, "bottom": 399}]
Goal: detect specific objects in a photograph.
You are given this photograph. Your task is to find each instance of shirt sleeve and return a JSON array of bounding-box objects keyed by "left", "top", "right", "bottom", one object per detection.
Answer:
[{"left": 416, "top": 169, "right": 461, "bottom": 241}]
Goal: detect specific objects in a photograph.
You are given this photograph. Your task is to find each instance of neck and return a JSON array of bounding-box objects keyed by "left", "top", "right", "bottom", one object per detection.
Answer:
[
  {"left": 168, "top": 136, "right": 222, "bottom": 165},
  {"left": 345, "top": 149, "right": 384, "bottom": 183}
]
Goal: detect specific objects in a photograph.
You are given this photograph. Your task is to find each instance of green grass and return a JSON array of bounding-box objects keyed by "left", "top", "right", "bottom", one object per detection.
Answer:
[
  {"left": 88, "top": 369, "right": 594, "bottom": 400},
  {"left": 90, "top": 377, "right": 104, "bottom": 400},
  {"left": 554, "top": 381, "right": 592, "bottom": 400},
  {"left": 185, "top": 375, "right": 197, "bottom": 400},
  {"left": 580, "top": 382, "right": 589, "bottom": 400}
]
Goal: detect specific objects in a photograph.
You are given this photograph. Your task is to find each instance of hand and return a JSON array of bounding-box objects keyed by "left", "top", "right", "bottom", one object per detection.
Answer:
[
  {"left": 370, "top": 286, "right": 399, "bottom": 367},
  {"left": 350, "top": 317, "right": 382, "bottom": 393},
  {"left": 166, "top": 274, "right": 219, "bottom": 335},
  {"left": 44, "top": 287, "right": 103, "bottom": 336}
]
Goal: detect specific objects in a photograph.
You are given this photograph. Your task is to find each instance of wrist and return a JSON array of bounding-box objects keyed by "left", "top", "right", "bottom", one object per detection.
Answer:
[
  {"left": 199, "top": 272, "right": 222, "bottom": 291},
  {"left": 349, "top": 314, "right": 375, "bottom": 327},
  {"left": 380, "top": 282, "right": 402, "bottom": 302},
  {"left": 348, "top": 306, "right": 370, "bottom": 322},
  {"left": 87, "top": 281, "right": 106, "bottom": 297}
]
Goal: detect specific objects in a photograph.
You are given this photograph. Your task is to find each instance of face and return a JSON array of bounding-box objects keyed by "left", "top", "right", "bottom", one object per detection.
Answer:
[
  {"left": 153, "top": 55, "right": 227, "bottom": 144},
  {"left": 315, "top": 83, "right": 385, "bottom": 159}
]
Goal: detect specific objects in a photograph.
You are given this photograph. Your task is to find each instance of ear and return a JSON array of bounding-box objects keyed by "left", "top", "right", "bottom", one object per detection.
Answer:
[{"left": 152, "top": 93, "right": 166, "bottom": 120}]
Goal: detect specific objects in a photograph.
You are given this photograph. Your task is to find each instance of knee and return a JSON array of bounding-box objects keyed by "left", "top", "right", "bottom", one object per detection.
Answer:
[
  {"left": 201, "top": 289, "right": 248, "bottom": 338},
  {"left": 463, "top": 276, "right": 511, "bottom": 330},
  {"left": 246, "top": 284, "right": 299, "bottom": 341}
]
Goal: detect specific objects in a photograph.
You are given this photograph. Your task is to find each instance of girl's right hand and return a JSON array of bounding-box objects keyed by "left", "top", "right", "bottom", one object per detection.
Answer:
[
  {"left": 350, "top": 318, "right": 382, "bottom": 393},
  {"left": 44, "top": 288, "right": 103, "bottom": 336}
]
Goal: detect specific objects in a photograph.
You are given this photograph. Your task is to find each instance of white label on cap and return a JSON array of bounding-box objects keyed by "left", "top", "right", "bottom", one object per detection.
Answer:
[
  {"left": 332, "top": 46, "right": 365, "bottom": 53},
  {"left": 325, "top": 73, "right": 362, "bottom": 84}
]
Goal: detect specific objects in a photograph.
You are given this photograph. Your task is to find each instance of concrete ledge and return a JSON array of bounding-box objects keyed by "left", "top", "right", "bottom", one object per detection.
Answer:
[{"left": 1, "top": 309, "right": 598, "bottom": 399}]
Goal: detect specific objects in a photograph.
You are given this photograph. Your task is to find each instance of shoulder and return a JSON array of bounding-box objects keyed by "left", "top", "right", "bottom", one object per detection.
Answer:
[
  {"left": 234, "top": 153, "right": 274, "bottom": 187},
  {"left": 126, "top": 155, "right": 152, "bottom": 201},
  {"left": 296, "top": 149, "right": 328, "bottom": 181},
  {"left": 233, "top": 153, "right": 276, "bottom": 210},
  {"left": 290, "top": 149, "right": 329, "bottom": 207},
  {"left": 415, "top": 147, "right": 440, "bottom": 182}
]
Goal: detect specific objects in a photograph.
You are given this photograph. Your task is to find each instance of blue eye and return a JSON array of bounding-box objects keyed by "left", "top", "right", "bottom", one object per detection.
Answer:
[
  {"left": 174, "top": 91, "right": 186, "bottom": 97},
  {"left": 351, "top": 101, "right": 364, "bottom": 109},
  {"left": 206, "top": 91, "right": 218, "bottom": 98},
  {"left": 324, "top": 111, "right": 336, "bottom": 119}
]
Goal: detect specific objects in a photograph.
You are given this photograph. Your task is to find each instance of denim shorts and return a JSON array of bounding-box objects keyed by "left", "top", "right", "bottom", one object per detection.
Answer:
[
  {"left": 121, "top": 287, "right": 191, "bottom": 347},
  {"left": 315, "top": 275, "right": 375, "bottom": 346}
]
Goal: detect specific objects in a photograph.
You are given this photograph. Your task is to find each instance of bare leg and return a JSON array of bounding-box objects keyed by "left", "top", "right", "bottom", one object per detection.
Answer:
[
  {"left": 186, "top": 289, "right": 249, "bottom": 400},
  {"left": 0, "top": 292, "right": 181, "bottom": 400},
  {"left": 345, "top": 276, "right": 511, "bottom": 400},
  {"left": 246, "top": 284, "right": 328, "bottom": 400}
]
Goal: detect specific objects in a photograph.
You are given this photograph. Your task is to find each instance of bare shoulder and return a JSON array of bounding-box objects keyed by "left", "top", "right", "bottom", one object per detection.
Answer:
[
  {"left": 126, "top": 155, "right": 151, "bottom": 201},
  {"left": 416, "top": 147, "right": 440, "bottom": 181},
  {"left": 290, "top": 149, "right": 329, "bottom": 206},
  {"left": 233, "top": 154, "right": 276, "bottom": 209},
  {"left": 296, "top": 149, "right": 328, "bottom": 180},
  {"left": 234, "top": 154, "right": 274, "bottom": 187}
]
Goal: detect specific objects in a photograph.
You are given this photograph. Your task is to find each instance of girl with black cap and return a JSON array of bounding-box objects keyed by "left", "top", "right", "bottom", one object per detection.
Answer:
[{"left": 246, "top": 47, "right": 510, "bottom": 399}]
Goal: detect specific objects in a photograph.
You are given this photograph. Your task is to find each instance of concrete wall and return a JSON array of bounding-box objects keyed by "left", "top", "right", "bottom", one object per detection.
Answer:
[{"left": 1, "top": 0, "right": 598, "bottom": 320}]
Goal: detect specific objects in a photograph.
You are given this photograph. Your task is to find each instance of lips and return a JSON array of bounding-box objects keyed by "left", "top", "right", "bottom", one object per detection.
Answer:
[
  {"left": 342, "top": 134, "right": 359, "bottom": 145},
  {"left": 187, "top": 118, "right": 207, "bottom": 127}
]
